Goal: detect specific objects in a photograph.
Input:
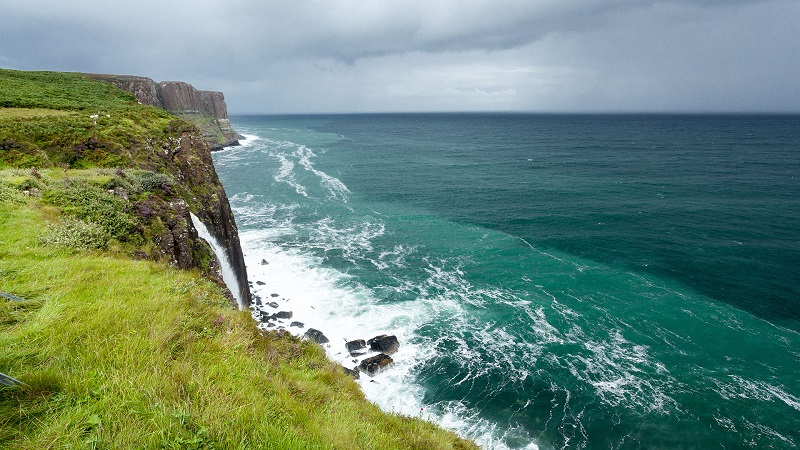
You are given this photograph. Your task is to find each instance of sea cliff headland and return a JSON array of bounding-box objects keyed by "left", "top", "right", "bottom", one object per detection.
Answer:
[{"left": 0, "top": 69, "right": 477, "bottom": 449}]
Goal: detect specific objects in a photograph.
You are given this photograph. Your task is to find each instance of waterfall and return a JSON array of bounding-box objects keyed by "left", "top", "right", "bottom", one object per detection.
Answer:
[{"left": 190, "top": 212, "right": 243, "bottom": 308}]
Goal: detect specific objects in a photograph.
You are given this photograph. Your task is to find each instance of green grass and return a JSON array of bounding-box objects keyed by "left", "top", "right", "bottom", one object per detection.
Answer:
[
  {"left": 0, "top": 69, "right": 137, "bottom": 111},
  {"left": 0, "top": 69, "right": 179, "bottom": 170},
  {"left": 0, "top": 201, "right": 476, "bottom": 449}
]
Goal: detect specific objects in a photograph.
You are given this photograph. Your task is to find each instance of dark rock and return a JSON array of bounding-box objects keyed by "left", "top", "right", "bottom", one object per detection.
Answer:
[
  {"left": 304, "top": 328, "right": 329, "bottom": 344},
  {"left": 270, "top": 293, "right": 280, "bottom": 297},
  {"left": 341, "top": 366, "right": 360, "bottom": 379},
  {"left": 271, "top": 311, "right": 293, "bottom": 320},
  {"left": 267, "top": 301, "right": 279, "bottom": 309},
  {"left": 256, "top": 281, "right": 266, "bottom": 286},
  {"left": 358, "top": 353, "right": 394, "bottom": 377},
  {"left": 290, "top": 321, "right": 304, "bottom": 328},
  {"left": 367, "top": 334, "right": 399, "bottom": 355},
  {"left": 261, "top": 259, "right": 269, "bottom": 265},
  {"left": 346, "top": 339, "right": 367, "bottom": 356}
]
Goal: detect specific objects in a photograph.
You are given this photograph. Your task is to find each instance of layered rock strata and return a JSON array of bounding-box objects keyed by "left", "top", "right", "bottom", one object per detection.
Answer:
[{"left": 85, "top": 73, "right": 243, "bottom": 149}]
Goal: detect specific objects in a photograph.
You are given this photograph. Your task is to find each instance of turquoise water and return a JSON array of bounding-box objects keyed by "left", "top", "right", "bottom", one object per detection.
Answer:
[{"left": 213, "top": 114, "right": 800, "bottom": 449}]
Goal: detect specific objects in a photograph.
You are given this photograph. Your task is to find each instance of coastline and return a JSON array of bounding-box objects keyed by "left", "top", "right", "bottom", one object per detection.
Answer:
[{"left": 219, "top": 134, "right": 512, "bottom": 449}]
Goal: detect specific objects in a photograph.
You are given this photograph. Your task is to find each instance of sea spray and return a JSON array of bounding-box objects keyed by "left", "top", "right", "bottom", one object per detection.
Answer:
[{"left": 190, "top": 212, "right": 244, "bottom": 308}]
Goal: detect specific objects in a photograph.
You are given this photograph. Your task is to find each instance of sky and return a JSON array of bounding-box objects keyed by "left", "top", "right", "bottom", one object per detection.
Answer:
[{"left": 1, "top": 0, "right": 799, "bottom": 114}]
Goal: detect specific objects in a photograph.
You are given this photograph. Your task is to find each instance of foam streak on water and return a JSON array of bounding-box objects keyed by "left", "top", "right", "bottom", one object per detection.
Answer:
[{"left": 212, "top": 115, "right": 800, "bottom": 450}]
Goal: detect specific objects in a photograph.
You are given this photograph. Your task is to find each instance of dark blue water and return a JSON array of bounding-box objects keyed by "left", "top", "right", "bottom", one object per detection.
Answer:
[{"left": 215, "top": 114, "right": 800, "bottom": 449}]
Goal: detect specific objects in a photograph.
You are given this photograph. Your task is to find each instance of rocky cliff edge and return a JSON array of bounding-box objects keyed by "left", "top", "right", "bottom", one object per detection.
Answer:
[{"left": 85, "top": 73, "right": 243, "bottom": 150}]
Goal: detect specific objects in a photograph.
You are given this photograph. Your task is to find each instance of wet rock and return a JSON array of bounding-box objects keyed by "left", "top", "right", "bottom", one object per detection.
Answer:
[
  {"left": 261, "top": 259, "right": 269, "bottom": 265},
  {"left": 271, "top": 311, "right": 293, "bottom": 320},
  {"left": 368, "top": 335, "right": 399, "bottom": 355},
  {"left": 267, "top": 301, "right": 279, "bottom": 309},
  {"left": 358, "top": 353, "right": 394, "bottom": 377},
  {"left": 256, "top": 281, "right": 266, "bottom": 286},
  {"left": 341, "top": 366, "right": 360, "bottom": 379},
  {"left": 271, "top": 293, "right": 280, "bottom": 297},
  {"left": 346, "top": 339, "right": 367, "bottom": 356},
  {"left": 305, "top": 328, "right": 329, "bottom": 344},
  {"left": 290, "top": 321, "right": 304, "bottom": 328}
]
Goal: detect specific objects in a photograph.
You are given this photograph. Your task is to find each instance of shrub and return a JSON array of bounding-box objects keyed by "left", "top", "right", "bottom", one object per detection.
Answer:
[
  {"left": 40, "top": 217, "right": 110, "bottom": 250},
  {"left": 43, "top": 180, "right": 136, "bottom": 238},
  {"left": 0, "top": 184, "right": 26, "bottom": 205}
]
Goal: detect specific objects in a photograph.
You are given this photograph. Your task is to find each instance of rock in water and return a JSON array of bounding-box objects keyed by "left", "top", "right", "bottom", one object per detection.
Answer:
[
  {"left": 358, "top": 353, "right": 394, "bottom": 376},
  {"left": 290, "top": 321, "right": 304, "bottom": 328},
  {"left": 271, "top": 311, "right": 293, "bottom": 320},
  {"left": 305, "top": 328, "right": 329, "bottom": 344},
  {"left": 346, "top": 339, "right": 367, "bottom": 356},
  {"left": 260, "top": 259, "right": 269, "bottom": 265},
  {"left": 367, "top": 334, "right": 399, "bottom": 355}
]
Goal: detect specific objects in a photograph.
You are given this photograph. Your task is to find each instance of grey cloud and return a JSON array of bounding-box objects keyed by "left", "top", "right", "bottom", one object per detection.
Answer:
[{"left": 1, "top": 0, "right": 798, "bottom": 113}]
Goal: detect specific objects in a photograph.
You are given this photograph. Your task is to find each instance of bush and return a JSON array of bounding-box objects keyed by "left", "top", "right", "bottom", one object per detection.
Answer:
[
  {"left": 0, "top": 184, "right": 26, "bottom": 205},
  {"left": 40, "top": 217, "right": 110, "bottom": 250},
  {"left": 43, "top": 181, "right": 136, "bottom": 238}
]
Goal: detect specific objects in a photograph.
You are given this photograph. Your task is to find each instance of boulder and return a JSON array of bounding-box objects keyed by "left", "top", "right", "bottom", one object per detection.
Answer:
[
  {"left": 305, "top": 328, "right": 329, "bottom": 344},
  {"left": 367, "top": 335, "right": 399, "bottom": 355},
  {"left": 290, "top": 321, "right": 304, "bottom": 328},
  {"left": 346, "top": 339, "right": 367, "bottom": 356},
  {"left": 260, "top": 259, "right": 269, "bottom": 265},
  {"left": 271, "top": 311, "right": 293, "bottom": 320},
  {"left": 358, "top": 353, "right": 394, "bottom": 377},
  {"left": 267, "top": 301, "right": 279, "bottom": 309},
  {"left": 256, "top": 281, "right": 266, "bottom": 286},
  {"left": 271, "top": 293, "right": 280, "bottom": 297}
]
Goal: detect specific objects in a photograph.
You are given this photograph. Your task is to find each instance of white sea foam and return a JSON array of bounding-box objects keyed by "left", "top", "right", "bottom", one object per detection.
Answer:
[
  {"left": 294, "top": 145, "right": 351, "bottom": 202},
  {"left": 272, "top": 152, "right": 308, "bottom": 197},
  {"left": 239, "top": 222, "right": 549, "bottom": 449}
]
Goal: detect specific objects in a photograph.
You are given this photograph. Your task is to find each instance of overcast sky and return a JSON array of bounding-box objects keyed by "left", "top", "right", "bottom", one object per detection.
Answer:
[{"left": 2, "top": 0, "right": 799, "bottom": 113}]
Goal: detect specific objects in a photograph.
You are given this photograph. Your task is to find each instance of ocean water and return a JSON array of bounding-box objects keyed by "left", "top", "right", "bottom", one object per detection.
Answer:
[{"left": 213, "top": 114, "right": 800, "bottom": 449}]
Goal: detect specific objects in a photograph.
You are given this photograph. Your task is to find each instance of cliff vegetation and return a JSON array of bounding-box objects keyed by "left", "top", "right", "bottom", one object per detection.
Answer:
[{"left": 0, "top": 69, "right": 477, "bottom": 449}]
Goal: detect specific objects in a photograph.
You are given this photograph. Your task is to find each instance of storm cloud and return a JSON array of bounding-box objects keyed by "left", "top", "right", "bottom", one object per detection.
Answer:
[{"left": 1, "top": 0, "right": 798, "bottom": 113}]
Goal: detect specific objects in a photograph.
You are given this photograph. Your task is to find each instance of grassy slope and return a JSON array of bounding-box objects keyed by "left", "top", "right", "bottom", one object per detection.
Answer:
[{"left": 0, "top": 69, "right": 477, "bottom": 449}]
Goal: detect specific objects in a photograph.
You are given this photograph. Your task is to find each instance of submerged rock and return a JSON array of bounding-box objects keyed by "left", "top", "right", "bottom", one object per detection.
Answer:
[
  {"left": 305, "top": 328, "right": 329, "bottom": 344},
  {"left": 368, "top": 335, "right": 399, "bottom": 355},
  {"left": 359, "top": 353, "right": 394, "bottom": 376}
]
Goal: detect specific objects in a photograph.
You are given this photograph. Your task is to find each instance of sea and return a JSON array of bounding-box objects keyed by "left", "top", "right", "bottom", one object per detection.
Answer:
[{"left": 212, "top": 114, "right": 800, "bottom": 449}]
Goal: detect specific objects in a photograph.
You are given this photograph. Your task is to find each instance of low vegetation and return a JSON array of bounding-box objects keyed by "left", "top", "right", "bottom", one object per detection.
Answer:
[{"left": 0, "top": 69, "right": 477, "bottom": 448}]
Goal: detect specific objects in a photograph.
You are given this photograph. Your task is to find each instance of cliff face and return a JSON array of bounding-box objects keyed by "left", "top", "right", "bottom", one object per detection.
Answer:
[
  {"left": 82, "top": 72, "right": 250, "bottom": 306},
  {"left": 85, "top": 74, "right": 243, "bottom": 150},
  {"left": 161, "top": 122, "right": 251, "bottom": 306}
]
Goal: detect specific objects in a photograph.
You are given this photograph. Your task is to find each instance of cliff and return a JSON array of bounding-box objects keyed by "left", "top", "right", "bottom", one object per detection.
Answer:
[
  {"left": 84, "top": 73, "right": 243, "bottom": 150},
  {"left": 0, "top": 69, "right": 250, "bottom": 307}
]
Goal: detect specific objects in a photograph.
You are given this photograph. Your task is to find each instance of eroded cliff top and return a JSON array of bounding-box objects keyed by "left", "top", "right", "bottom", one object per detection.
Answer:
[{"left": 84, "top": 73, "right": 242, "bottom": 149}]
